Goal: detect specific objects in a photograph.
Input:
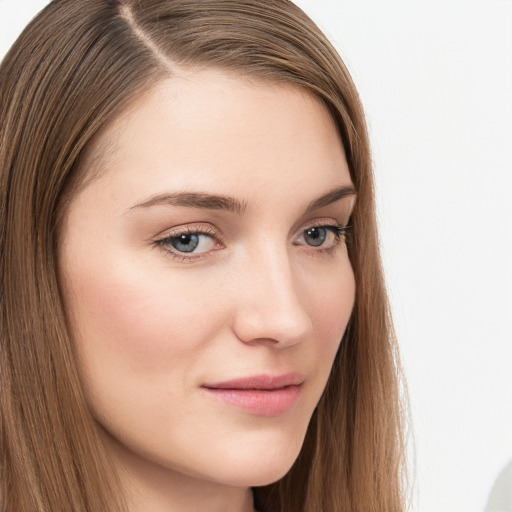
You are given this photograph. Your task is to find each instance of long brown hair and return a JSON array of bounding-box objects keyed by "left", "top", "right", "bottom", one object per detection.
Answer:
[{"left": 0, "top": 1, "right": 407, "bottom": 510}]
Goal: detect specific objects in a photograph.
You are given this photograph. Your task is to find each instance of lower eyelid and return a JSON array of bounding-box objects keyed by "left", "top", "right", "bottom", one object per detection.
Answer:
[{"left": 156, "top": 241, "right": 213, "bottom": 263}]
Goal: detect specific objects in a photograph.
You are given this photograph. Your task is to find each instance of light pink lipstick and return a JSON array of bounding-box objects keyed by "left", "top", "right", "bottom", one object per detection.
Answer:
[{"left": 202, "top": 373, "right": 304, "bottom": 416}]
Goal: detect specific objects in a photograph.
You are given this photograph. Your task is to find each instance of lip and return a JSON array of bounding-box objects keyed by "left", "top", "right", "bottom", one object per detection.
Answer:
[{"left": 202, "top": 373, "right": 304, "bottom": 416}]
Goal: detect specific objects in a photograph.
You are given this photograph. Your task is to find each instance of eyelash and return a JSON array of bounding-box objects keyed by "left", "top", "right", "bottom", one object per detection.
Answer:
[
  {"left": 297, "top": 224, "right": 350, "bottom": 257},
  {"left": 154, "top": 224, "right": 222, "bottom": 262},
  {"left": 154, "top": 222, "right": 351, "bottom": 263}
]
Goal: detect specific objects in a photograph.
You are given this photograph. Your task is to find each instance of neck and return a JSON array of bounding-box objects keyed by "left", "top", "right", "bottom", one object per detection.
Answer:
[
  {"left": 121, "top": 469, "right": 255, "bottom": 512},
  {"left": 104, "top": 432, "right": 256, "bottom": 512}
]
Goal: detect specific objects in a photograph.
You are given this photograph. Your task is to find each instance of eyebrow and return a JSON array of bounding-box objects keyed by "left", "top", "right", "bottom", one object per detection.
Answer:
[
  {"left": 129, "top": 184, "right": 356, "bottom": 215},
  {"left": 304, "top": 184, "right": 357, "bottom": 214},
  {"left": 130, "top": 191, "right": 247, "bottom": 215}
]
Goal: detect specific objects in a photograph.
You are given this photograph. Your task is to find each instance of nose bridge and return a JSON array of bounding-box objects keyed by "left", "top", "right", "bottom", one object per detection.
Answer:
[{"left": 232, "top": 242, "right": 313, "bottom": 347}]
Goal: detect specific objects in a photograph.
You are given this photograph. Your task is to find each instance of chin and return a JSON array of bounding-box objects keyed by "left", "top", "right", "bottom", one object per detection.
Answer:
[
  {"left": 206, "top": 435, "right": 305, "bottom": 488},
  {"left": 215, "top": 463, "right": 295, "bottom": 488},
  {"left": 245, "top": 465, "right": 295, "bottom": 488}
]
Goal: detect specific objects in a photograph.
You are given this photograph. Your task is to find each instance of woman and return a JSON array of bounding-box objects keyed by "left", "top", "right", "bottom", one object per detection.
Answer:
[{"left": 0, "top": 1, "right": 407, "bottom": 511}]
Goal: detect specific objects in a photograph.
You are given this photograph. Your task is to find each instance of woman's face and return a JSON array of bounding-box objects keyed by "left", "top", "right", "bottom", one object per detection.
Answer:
[{"left": 59, "top": 69, "right": 356, "bottom": 491}]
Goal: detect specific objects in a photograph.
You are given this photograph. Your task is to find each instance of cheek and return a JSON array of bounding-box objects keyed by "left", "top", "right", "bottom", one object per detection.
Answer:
[
  {"left": 61, "top": 253, "right": 221, "bottom": 382},
  {"left": 298, "top": 259, "right": 355, "bottom": 384},
  {"left": 60, "top": 255, "right": 231, "bottom": 448},
  {"left": 310, "top": 261, "right": 355, "bottom": 340}
]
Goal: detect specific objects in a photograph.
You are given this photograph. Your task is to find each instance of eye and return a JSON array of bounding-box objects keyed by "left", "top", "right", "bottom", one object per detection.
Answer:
[
  {"left": 169, "top": 233, "right": 213, "bottom": 253},
  {"left": 154, "top": 225, "right": 221, "bottom": 261},
  {"left": 295, "top": 224, "right": 347, "bottom": 250}
]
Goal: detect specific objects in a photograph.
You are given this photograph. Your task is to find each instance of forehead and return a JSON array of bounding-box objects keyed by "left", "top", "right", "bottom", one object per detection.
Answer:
[{"left": 76, "top": 68, "right": 350, "bottom": 206}]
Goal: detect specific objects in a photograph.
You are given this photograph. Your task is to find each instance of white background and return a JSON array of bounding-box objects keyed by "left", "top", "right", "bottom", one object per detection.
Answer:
[{"left": 1, "top": 1, "right": 511, "bottom": 511}]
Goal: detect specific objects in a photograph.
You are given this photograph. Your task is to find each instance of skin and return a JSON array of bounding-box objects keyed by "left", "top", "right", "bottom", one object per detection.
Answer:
[{"left": 59, "top": 69, "right": 356, "bottom": 512}]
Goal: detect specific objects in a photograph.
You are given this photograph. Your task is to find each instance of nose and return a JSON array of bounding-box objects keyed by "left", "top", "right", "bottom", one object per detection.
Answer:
[{"left": 231, "top": 247, "right": 313, "bottom": 349}]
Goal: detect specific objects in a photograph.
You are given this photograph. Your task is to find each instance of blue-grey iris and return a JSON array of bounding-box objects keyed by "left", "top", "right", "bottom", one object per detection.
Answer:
[
  {"left": 171, "top": 234, "right": 200, "bottom": 253},
  {"left": 304, "top": 227, "right": 327, "bottom": 247}
]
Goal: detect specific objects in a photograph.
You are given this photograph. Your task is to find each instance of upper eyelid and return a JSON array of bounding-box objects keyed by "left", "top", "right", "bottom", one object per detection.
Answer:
[
  {"left": 305, "top": 195, "right": 356, "bottom": 222},
  {"left": 300, "top": 218, "right": 344, "bottom": 228},
  {"left": 294, "top": 217, "right": 348, "bottom": 236},
  {"left": 154, "top": 217, "right": 345, "bottom": 235},
  {"left": 153, "top": 217, "right": 349, "bottom": 241},
  {"left": 154, "top": 223, "right": 220, "bottom": 240}
]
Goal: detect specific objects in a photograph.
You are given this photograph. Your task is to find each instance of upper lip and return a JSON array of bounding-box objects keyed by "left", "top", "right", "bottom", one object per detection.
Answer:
[{"left": 202, "top": 373, "right": 304, "bottom": 390}]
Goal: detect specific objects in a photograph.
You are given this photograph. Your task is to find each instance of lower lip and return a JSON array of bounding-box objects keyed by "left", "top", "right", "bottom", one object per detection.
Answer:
[{"left": 203, "top": 385, "right": 301, "bottom": 416}]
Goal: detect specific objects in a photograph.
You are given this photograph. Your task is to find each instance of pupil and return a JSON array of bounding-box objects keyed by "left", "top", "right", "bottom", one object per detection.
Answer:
[
  {"left": 171, "top": 234, "right": 200, "bottom": 253},
  {"left": 305, "top": 227, "right": 326, "bottom": 247}
]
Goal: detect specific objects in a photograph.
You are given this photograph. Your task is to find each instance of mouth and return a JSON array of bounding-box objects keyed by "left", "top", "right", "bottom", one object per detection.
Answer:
[{"left": 201, "top": 373, "right": 304, "bottom": 416}]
